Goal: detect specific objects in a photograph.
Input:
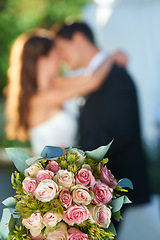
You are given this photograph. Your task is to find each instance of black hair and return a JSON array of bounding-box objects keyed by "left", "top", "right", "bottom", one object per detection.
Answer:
[{"left": 56, "top": 22, "right": 95, "bottom": 44}]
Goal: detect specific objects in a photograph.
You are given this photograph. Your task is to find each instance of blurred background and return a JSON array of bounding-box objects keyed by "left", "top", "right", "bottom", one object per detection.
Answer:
[{"left": 0, "top": 0, "right": 160, "bottom": 239}]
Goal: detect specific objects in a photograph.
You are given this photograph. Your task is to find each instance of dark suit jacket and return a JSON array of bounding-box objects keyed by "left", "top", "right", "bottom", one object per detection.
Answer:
[{"left": 79, "top": 65, "right": 150, "bottom": 204}]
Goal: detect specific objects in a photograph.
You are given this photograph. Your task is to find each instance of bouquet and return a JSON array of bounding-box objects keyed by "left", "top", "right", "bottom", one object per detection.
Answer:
[{"left": 0, "top": 142, "right": 133, "bottom": 240}]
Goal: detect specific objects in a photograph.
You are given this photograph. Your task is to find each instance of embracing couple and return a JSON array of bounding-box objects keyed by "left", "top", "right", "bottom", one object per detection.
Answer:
[{"left": 6, "top": 22, "right": 149, "bottom": 206}]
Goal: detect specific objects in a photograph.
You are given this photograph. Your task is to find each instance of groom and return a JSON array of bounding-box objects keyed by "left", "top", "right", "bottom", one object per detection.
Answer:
[{"left": 55, "top": 22, "right": 149, "bottom": 205}]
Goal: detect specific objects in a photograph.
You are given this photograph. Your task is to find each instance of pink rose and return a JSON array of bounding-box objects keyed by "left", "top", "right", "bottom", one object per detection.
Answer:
[
  {"left": 22, "top": 177, "right": 37, "bottom": 195},
  {"left": 63, "top": 205, "right": 89, "bottom": 225},
  {"left": 92, "top": 181, "right": 113, "bottom": 204},
  {"left": 45, "top": 222, "right": 68, "bottom": 240},
  {"left": 67, "top": 233, "right": 88, "bottom": 240},
  {"left": 75, "top": 166, "right": 95, "bottom": 187},
  {"left": 22, "top": 212, "right": 43, "bottom": 237},
  {"left": 36, "top": 170, "right": 54, "bottom": 183},
  {"left": 42, "top": 211, "right": 62, "bottom": 228},
  {"left": 47, "top": 160, "right": 60, "bottom": 174},
  {"left": 59, "top": 189, "right": 72, "bottom": 208},
  {"left": 34, "top": 179, "right": 58, "bottom": 202},
  {"left": 88, "top": 204, "right": 111, "bottom": 228},
  {"left": 100, "top": 165, "right": 117, "bottom": 189}
]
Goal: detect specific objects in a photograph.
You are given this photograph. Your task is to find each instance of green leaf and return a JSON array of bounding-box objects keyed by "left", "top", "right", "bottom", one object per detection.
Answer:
[
  {"left": 112, "top": 210, "right": 123, "bottom": 222},
  {"left": 106, "top": 222, "right": 117, "bottom": 236},
  {"left": 0, "top": 208, "right": 11, "bottom": 240},
  {"left": 9, "top": 216, "right": 22, "bottom": 233},
  {"left": 110, "top": 195, "right": 132, "bottom": 213},
  {"left": 8, "top": 215, "right": 15, "bottom": 233},
  {"left": 118, "top": 178, "right": 134, "bottom": 189},
  {"left": 123, "top": 195, "right": 132, "bottom": 204},
  {"left": 41, "top": 146, "right": 63, "bottom": 159},
  {"left": 6, "top": 148, "right": 30, "bottom": 173},
  {"left": 25, "top": 156, "right": 43, "bottom": 166},
  {"left": 2, "top": 197, "right": 16, "bottom": 208},
  {"left": 85, "top": 140, "right": 113, "bottom": 163}
]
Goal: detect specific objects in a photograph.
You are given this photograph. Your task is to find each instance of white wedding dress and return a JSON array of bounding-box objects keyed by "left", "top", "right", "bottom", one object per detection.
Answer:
[{"left": 29, "top": 99, "right": 79, "bottom": 155}]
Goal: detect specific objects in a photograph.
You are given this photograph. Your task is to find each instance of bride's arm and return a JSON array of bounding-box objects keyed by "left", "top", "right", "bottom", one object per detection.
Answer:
[
  {"left": 51, "top": 50, "right": 128, "bottom": 89},
  {"left": 30, "top": 51, "right": 127, "bottom": 108}
]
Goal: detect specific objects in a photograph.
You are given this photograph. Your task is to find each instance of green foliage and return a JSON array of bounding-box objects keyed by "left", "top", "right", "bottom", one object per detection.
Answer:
[
  {"left": 101, "top": 158, "right": 109, "bottom": 166},
  {"left": 11, "top": 171, "right": 25, "bottom": 200},
  {"left": 113, "top": 184, "right": 128, "bottom": 198},
  {"left": 57, "top": 150, "right": 81, "bottom": 175},
  {"left": 77, "top": 221, "right": 115, "bottom": 240},
  {"left": 16, "top": 195, "right": 64, "bottom": 219},
  {"left": 40, "top": 159, "right": 49, "bottom": 168},
  {"left": 8, "top": 225, "right": 31, "bottom": 240},
  {"left": 40, "top": 198, "right": 64, "bottom": 215},
  {"left": 15, "top": 196, "right": 41, "bottom": 219},
  {"left": 84, "top": 156, "right": 98, "bottom": 171},
  {"left": 0, "top": 0, "right": 91, "bottom": 95},
  {"left": 88, "top": 224, "right": 115, "bottom": 240}
]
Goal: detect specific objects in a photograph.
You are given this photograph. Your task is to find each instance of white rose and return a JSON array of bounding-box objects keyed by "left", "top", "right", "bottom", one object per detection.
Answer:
[
  {"left": 42, "top": 211, "right": 62, "bottom": 228},
  {"left": 22, "top": 212, "right": 43, "bottom": 237},
  {"left": 54, "top": 170, "right": 75, "bottom": 189},
  {"left": 25, "top": 163, "right": 43, "bottom": 178},
  {"left": 72, "top": 185, "right": 92, "bottom": 205},
  {"left": 88, "top": 204, "right": 111, "bottom": 228},
  {"left": 34, "top": 179, "right": 58, "bottom": 202}
]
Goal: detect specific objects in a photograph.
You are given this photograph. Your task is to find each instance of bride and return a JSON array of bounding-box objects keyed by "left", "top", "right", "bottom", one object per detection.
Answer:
[{"left": 5, "top": 29, "right": 127, "bottom": 155}]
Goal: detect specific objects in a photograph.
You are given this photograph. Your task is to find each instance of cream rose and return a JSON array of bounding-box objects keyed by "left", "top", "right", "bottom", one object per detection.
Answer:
[
  {"left": 25, "top": 163, "right": 43, "bottom": 178},
  {"left": 45, "top": 222, "right": 68, "bottom": 240},
  {"left": 88, "top": 204, "right": 111, "bottom": 228},
  {"left": 34, "top": 179, "right": 58, "bottom": 202},
  {"left": 22, "top": 212, "right": 43, "bottom": 237},
  {"left": 72, "top": 185, "right": 92, "bottom": 205},
  {"left": 42, "top": 211, "right": 62, "bottom": 228},
  {"left": 54, "top": 170, "right": 75, "bottom": 189}
]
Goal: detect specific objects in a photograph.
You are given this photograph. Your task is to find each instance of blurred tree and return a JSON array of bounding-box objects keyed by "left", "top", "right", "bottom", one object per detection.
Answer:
[{"left": 0, "top": 0, "right": 90, "bottom": 95}]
